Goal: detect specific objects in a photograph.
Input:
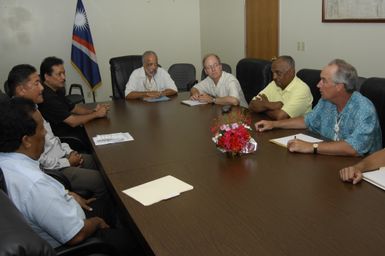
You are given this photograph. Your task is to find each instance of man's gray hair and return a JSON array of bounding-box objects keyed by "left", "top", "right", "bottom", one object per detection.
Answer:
[
  {"left": 329, "top": 59, "right": 358, "bottom": 93},
  {"left": 276, "top": 55, "right": 295, "bottom": 69},
  {"left": 142, "top": 50, "right": 158, "bottom": 64}
]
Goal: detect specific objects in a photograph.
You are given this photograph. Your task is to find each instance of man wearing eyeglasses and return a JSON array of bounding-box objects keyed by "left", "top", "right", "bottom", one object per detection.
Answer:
[
  {"left": 249, "top": 56, "right": 313, "bottom": 120},
  {"left": 190, "top": 54, "right": 247, "bottom": 107},
  {"left": 255, "top": 59, "right": 381, "bottom": 157},
  {"left": 125, "top": 50, "right": 178, "bottom": 100}
]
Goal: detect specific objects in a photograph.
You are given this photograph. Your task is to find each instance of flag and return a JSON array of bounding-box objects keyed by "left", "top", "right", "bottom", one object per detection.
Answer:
[{"left": 71, "top": 0, "right": 101, "bottom": 91}]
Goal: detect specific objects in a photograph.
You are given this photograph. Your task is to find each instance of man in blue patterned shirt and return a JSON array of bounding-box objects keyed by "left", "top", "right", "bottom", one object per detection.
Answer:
[{"left": 255, "top": 59, "right": 382, "bottom": 156}]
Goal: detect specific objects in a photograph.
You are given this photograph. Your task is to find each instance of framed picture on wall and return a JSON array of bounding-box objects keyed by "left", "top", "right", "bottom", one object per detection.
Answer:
[{"left": 322, "top": 0, "right": 385, "bottom": 22}]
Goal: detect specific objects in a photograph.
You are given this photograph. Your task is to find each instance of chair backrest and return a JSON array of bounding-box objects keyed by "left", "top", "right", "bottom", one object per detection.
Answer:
[
  {"left": 0, "top": 167, "right": 8, "bottom": 194},
  {"left": 3, "top": 80, "right": 11, "bottom": 97},
  {"left": 0, "top": 88, "right": 10, "bottom": 103},
  {"left": 296, "top": 69, "right": 321, "bottom": 108},
  {"left": 201, "top": 63, "right": 232, "bottom": 80},
  {"left": 109, "top": 55, "right": 142, "bottom": 99},
  {"left": 236, "top": 58, "right": 272, "bottom": 103},
  {"left": 168, "top": 63, "right": 197, "bottom": 91},
  {"left": 360, "top": 77, "right": 385, "bottom": 148}
]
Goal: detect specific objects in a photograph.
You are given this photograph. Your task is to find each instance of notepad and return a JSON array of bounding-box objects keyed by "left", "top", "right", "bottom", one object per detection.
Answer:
[
  {"left": 143, "top": 96, "right": 170, "bottom": 102},
  {"left": 270, "top": 133, "right": 323, "bottom": 148},
  {"left": 181, "top": 100, "right": 208, "bottom": 106},
  {"left": 363, "top": 167, "right": 385, "bottom": 191},
  {"left": 122, "top": 175, "right": 193, "bottom": 206},
  {"left": 93, "top": 132, "right": 134, "bottom": 145}
]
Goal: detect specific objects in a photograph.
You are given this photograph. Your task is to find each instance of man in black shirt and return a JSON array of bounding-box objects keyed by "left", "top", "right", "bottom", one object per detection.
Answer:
[{"left": 38, "top": 57, "right": 109, "bottom": 147}]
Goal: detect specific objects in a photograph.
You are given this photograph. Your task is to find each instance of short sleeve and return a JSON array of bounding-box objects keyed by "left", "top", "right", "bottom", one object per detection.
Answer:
[
  {"left": 281, "top": 85, "right": 313, "bottom": 118},
  {"left": 26, "top": 178, "right": 85, "bottom": 244}
]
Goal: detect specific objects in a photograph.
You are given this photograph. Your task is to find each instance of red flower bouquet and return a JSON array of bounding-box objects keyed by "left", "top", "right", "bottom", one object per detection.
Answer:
[{"left": 211, "top": 109, "right": 257, "bottom": 157}]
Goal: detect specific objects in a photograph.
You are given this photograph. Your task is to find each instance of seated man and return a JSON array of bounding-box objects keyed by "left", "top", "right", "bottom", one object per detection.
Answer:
[
  {"left": 37, "top": 56, "right": 109, "bottom": 146},
  {"left": 190, "top": 54, "right": 247, "bottom": 108},
  {"left": 8, "top": 64, "right": 107, "bottom": 202},
  {"left": 125, "top": 50, "right": 178, "bottom": 99},
  {"left": 249, "top": 56, "right": 313, "bottom": 120},
  {"left": 255, "top": 59, "right": 382, "bottom": 156},
  {"left": 340, "top": 148, "right": 385, "bottom": 184},
  {"left": 0, "top": 98, "right": 138, "bottom": 255}
]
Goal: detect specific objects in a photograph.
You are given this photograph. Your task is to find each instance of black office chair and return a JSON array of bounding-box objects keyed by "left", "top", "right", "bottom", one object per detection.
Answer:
[
  {"left": 0, "top": 168, "right": 115, "bottom": 256},
  {"left": 168, "top": 63, "right": 197, "bottom": 91},
  {"left": 109, "top": 55, "right": 142, "bottom": 99},
  {"left": 236, "top": 58, "right": 272, "bottom": 103},
  {"left": 360, "top": 77, "right": 385, "bottom": 148},
  {"left": 201, "top": 63, "right": 232, "bottom": 80},
  {"left": 0, "top": 89, "right": 10, "bottom": 103},
  {"left": 296, "top": 69, "right": 321, "bottom": 108},
  {"left": 66, "top": 83, "right": 85, "bottom": 104}
]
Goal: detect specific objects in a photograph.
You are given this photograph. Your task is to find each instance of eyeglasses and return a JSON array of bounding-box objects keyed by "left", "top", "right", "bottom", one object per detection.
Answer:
[{"left": 204, "top": 63, "right": 221, "bottom": 71}]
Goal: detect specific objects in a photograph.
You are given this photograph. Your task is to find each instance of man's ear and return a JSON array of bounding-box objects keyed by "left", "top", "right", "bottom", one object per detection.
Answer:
[
  {"left": 21, "top": 134, "right": 32, "bottom": 149},
  {"left": 15, "top": 85, "right": 24, "bottom": 97}
]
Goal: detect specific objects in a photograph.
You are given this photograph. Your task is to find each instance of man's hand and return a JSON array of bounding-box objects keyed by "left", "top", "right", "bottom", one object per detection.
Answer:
[
  {"left": 339, "top": 166, "right": 363, "bottom": 184},
  {"left": 93, "top": 104, "right": 108, "bottom": 118},
  {"left": 255, "top": 120, "right": 274, "bottom": 132},
  {"left": 287, "top": 139, "right": 313, "bottom": 153},
  {"left": 190, "top": 92, "right": 201, "bottom": 100},
  {"left": 196, "top": 93, "right": 214, "bottom": 103},
  {"left": 145, "top": 91, "right": 162, "bottom": 99},
  {"left": 68, "top": 191, "right": 96, "bottom": 212},
  {"left": 67, "top": 151, "right": 84, "bottom": 167}
]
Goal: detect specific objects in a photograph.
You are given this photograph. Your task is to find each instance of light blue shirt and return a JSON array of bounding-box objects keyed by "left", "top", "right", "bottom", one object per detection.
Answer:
[
  {"left": 304, "top": 91, "right": 382, "bottom": 155},
  {"left": 0, "top": 152, "right": 85, "bottom": 248}
]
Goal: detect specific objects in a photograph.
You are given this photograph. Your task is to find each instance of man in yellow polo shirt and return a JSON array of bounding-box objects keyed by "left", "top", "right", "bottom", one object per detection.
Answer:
[{"left": 249, "top": 56, "right": 313, "bottom": 120}]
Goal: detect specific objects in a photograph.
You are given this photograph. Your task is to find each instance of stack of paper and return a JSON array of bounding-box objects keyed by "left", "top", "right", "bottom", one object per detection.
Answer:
[
  {"left": 143, "top": 96, "right": 170, "bottom": 102},
  {"left": 123, "top": 175, "right": 193, "bottom": 206},
  {"left": 181, "top": 100, "right": 208, "bottom": 106},
  {"left": 363, "top": 167, "right": 385, "bottom": 191},
  {"left": 93, "top": 132, "right": 134, "bottom": 145},
  {"left": 270, "top": 133, "right": 323, "bottom": 148}
]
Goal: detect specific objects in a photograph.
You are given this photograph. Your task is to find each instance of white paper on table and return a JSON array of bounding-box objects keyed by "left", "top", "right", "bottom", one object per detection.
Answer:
[
  {"left": 122, "top": 175, "right": 193, "bottom": 206},
  {"left": 181, "top": 100, "right": 208, "bottom": 106},
  {"left": 93, "top": 132, "right": 134, "bottom": 145},
  {"left": 270, "top": 133, "right": 323, "bottom": 148},
  {"left": 363, "top": 167, "right": 385, "bottom": 191}
]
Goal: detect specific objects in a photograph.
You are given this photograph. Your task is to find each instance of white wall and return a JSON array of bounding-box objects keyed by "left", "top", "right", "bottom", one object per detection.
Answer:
[
  {"left": 0, "top": 0, "right": 202, "bottom": 102},
  {"left": 3, "top": 0, "right": 383, "bottom": 102},
  {"left": 280, "top": 0, "right": 385, "bottom": 78},
  {"left": 199, "top": 0, "right": 245, "bottom": 75}
]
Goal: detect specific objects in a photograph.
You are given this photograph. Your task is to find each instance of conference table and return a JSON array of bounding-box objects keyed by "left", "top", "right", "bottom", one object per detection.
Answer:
[{"left": 85, "top": 92, "right": 385, "bottom": 256}]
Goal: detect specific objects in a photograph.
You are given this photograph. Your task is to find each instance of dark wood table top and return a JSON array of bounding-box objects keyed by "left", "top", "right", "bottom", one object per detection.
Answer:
[{"left": 85, "top": 92, "right": 385, "bottom": 256}]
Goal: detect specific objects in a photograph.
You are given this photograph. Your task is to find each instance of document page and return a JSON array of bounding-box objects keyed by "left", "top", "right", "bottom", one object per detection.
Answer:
[
  {"left": 363, "top": 167, "right": 385, "bottom": 191},
  {"left": 122, "top": 175, "right": 193, "bottom": 206},
  {"left": 143, "top": 96, "right": 170, "bottom": 102},
  {"left": 93, "top": 132, "right": 134, "bottom": 145},
  {"left": 181, "top": 100, "right": 208, "bottom": 106},
  {"left": 270, "top": 133, "right": 323, "bottom": 148}
]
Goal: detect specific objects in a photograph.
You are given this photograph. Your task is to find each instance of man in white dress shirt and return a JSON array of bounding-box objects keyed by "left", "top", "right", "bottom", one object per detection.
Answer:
[
  {"left": 125, "top": 50, "right": 178, "bottom": 100},
  {"left": 190, "top": 54, "right": 247, "bottom": 108}
]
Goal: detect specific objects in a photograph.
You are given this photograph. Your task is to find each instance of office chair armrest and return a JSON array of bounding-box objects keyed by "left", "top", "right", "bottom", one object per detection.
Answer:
[
  {"left": 69, "top": 84, "right": 84, "bottom": 97},
  {"left": 44, "top": 169, "right": 72, "bottom": 191},
  {"left": 186, "top": 80, "right": 198, "bottom": 90},
  {"left": 59, "top": 135, "right": 91, "bottom": 154},
  {"left": 55, "top": 237, "right": 116, "bottom": 256}
]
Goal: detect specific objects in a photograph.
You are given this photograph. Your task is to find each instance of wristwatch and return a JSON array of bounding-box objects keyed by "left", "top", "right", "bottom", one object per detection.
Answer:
[
  {"left": 313, "top": 143, "right": 319, "bottom": 154},
  {"left": 212, "top": 97, "right": 216, "bottom": 104}
]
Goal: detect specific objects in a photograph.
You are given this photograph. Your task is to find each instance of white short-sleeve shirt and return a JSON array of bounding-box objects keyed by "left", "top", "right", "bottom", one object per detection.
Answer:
[{"left": 125, "top": 67, "right": 178, "bottom": 96}]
